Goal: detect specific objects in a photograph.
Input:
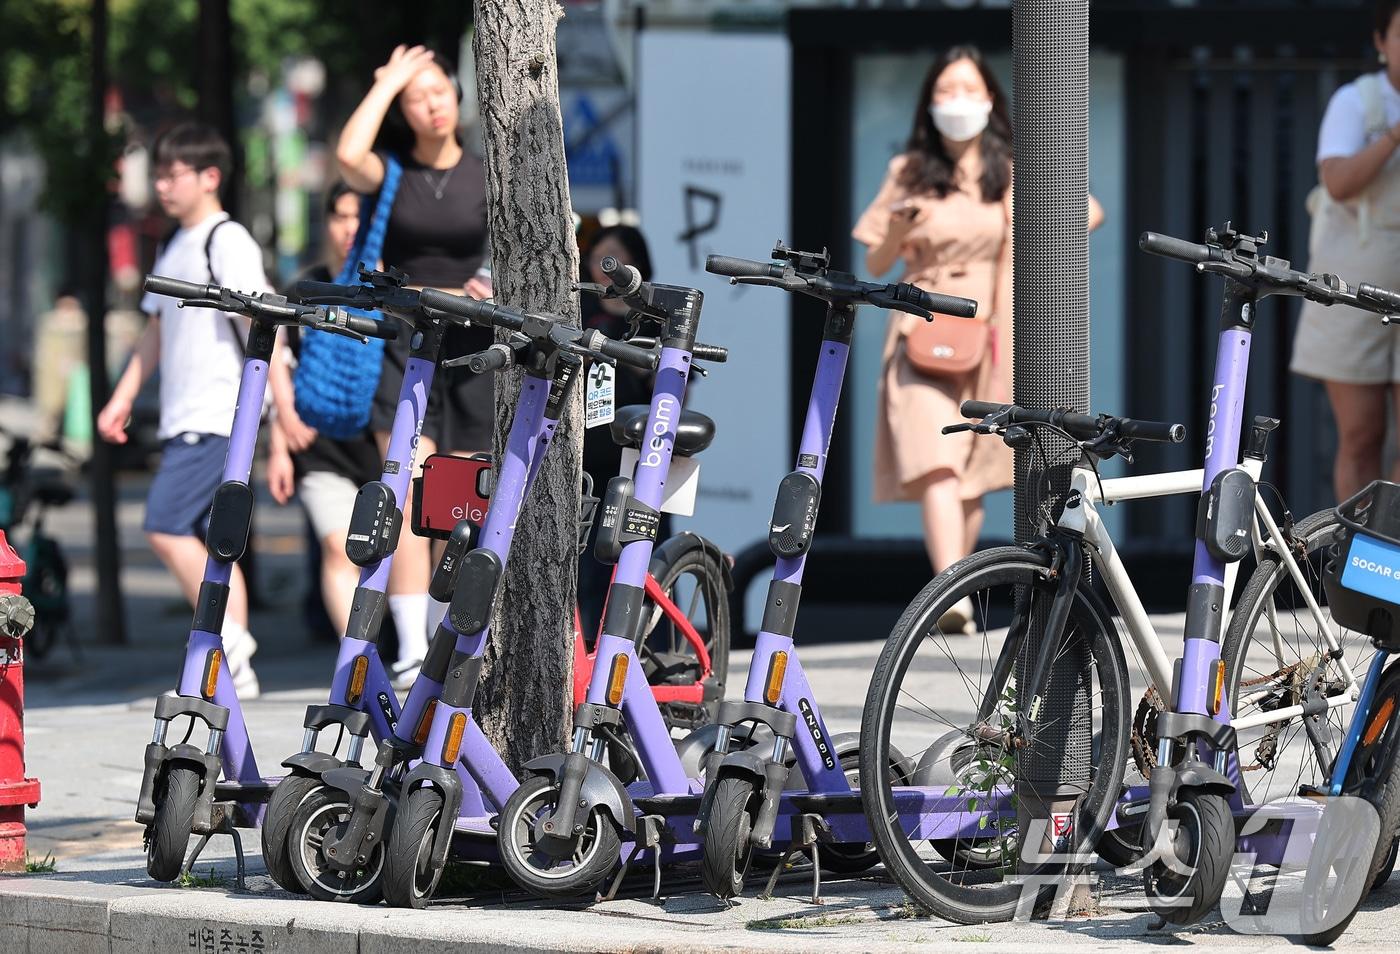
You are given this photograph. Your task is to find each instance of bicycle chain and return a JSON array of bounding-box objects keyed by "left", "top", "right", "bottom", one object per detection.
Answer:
[{"left": 1129, "top": 657, "right": 1316, "bottom": 778}]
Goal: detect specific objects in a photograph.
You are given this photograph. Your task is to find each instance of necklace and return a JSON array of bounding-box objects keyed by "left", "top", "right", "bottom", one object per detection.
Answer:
[{"left": 422, "top": 165, "right": 456, "bottom": 200}]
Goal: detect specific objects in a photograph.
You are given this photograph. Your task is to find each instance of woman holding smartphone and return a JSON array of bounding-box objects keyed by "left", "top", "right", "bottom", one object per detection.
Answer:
[
  {"left": 854, "top": 45, "right": 1101, "bottom": 631},
  {"left": 336, "top": 43, "right": 493, "bottom": 684}
]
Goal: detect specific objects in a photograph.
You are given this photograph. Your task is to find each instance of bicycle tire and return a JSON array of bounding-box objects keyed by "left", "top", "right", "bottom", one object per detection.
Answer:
[
  {"left": 1223, "top": 509, "right": 1374, "bottom": 806},
  {"left": 643, "top": 544, "right": 730, "bottom": 729},
  {"left": 860, "top": 545, "right": 1130, "bottom": 924}
]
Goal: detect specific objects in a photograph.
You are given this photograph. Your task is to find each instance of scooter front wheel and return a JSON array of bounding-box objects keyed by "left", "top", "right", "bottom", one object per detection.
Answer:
[
  {"left": 700, "top": 775, "right": 758, "bottom": 897},
  {"left": 288, "top": 787, "right": 385, "bottom": 904},
  {"left": 146, "top": 763, "right": 199, "bottom": 882},
  {"left": 382, "top": 785, "right": 445, "bottom": 909},
  {"left": 262, "top": 770, "right": 323, "bottom": 894},
  {"left": 498, "top": 775, "right": 622, "bottom": 900},
  {"left": 1143, "top": 788, "right": 1234, "bottom": 925}
]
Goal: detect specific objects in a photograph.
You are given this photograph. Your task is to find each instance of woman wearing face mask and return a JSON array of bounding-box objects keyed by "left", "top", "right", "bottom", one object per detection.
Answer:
[
  {"left": 336, "top": 44, "right": 493, "bottom": 686},
  {"left": 854, "top": 45, "right": 1102, "bottom": 631}
]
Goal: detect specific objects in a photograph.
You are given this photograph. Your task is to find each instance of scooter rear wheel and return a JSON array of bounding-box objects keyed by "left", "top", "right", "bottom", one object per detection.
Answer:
[
  {"left": 700, "top": 775, "right": 758, "bottom": 897},
  {"left": 288, "top": 787, "right": 385, "bottom": 904},
  {"left": 262, "top": 770, "right": 322, "bottom": 894},
  {"left": 146, "top": 763, "right": 199, "bottom": 882},
  {"left": 382, "top": 785, "right": 445, "bottom": 909},
  {"left": 498, "top": 775, "right": 621, "bottom": 900}
]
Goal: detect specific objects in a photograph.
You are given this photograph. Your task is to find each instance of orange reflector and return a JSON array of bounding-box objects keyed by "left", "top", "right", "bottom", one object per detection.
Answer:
[
  {"left": 347, "top": 655, "right": 369, "bottom": 705},
  {"left": 202, "top": 649, "right": 222, "bottom": 700},
  {"left": 1209, "top": 660, "right": 1226, "bottom": 716},
  {"left": 1365, "top": 697, "right": 1397, "bottom": 748},
  {"left": 765, "top": 651, "right": 789, "bottom": 705},
  {"left": 442, "top": 712, "right": 468, "bottom": 764},
  {"left": 607, "top": 653, "right": 629, "bottom": 706},
  {"left": 414, "top": 700, "right": 438, "bottom": 746}
]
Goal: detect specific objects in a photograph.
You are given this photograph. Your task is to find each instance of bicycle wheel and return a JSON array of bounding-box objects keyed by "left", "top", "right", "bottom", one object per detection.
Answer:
[
  {"left": 1223, "top": 509, "right": 1378, "bottom": 807},
  {"left": 861, "top": 546, "right": 1130, "bottom": 925},
  {"left": 640, "top": 545, "right": 729, "bottom": 730}
]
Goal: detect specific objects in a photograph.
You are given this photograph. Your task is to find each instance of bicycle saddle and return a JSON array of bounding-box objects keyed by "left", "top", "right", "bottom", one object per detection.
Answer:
[
  {"left": 610, "top": 405, "right": 715, "bottom": 458},
  {"left": 31, "top": 481, "right": 74, "bottom": 507}
]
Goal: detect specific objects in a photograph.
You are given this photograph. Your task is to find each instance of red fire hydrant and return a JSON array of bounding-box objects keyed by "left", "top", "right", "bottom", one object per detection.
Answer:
[{"left": 0, "top": 529, "right": 40, "bottom": 871}]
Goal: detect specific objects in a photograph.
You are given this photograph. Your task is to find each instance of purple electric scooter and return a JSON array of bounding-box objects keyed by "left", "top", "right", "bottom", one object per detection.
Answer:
[
  {"left": 491, "top": 255, "right": 950, "bottom": 902},
  {"left": 692, "top": 245, "right": 979, "bottom": 901},
  {"left": 254, "top": 266, "right": 481, "bottom": 894},
  {"left": 277, "top": 282, "right": 666, "bottom": 908},
  {"left": 134, "top": 275, "right": 396, "bottom": 885}
]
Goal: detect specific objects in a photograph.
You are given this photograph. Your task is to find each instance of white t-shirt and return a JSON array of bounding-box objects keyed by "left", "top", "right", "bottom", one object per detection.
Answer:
[
  {"left": 1317, "top": 71, "right": 1400, "bottom": 163},
  {"left": 140, "top": 212, "right": 271, "bottom": 439}
]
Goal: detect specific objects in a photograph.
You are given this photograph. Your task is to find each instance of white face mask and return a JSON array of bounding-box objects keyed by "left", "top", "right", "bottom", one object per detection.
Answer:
[{"left": 929, "top": 97, "right": 993, "bottom": 142}]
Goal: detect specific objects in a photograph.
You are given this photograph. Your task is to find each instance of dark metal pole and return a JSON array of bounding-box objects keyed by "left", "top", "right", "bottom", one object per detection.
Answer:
[
  {"left": 86, "top": 0, "right": 126, "bottom": 645},
  {"left": 197, "top": 0, "right": 239, "bottom": 219},
  {"left": 1012, "top": 0, "right": 1092, "bottom": 889}
]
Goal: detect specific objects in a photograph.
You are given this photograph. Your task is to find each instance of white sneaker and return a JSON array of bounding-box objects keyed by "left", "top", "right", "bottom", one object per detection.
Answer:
[
  {"left": 223, "top": 630, "right": 258, "bottom": 672},
  {"left": 230, "top": 658, "right": 261, "bottom": 699},
  {"left": 936, "top": 596, "right": 977, "bottom": 635},
  {"left": 391, "top": 659, "right": 421, "bottom": 691}
]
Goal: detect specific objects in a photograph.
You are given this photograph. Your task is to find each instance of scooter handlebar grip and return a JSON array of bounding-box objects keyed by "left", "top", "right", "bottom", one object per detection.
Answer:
[
  {"left": 705, "top": 254, "right": 782, "bottom": 279},
  {"left": 596, "top": 336, "right": 657, "bottom": 371},
  {"left": 342, "top": 313, "right": 398, "bottom": 340},
  {"left": 1138, "top": 231, "right": 1213, "bottom": 264},
  {"left": 418, "top": 288, "right": 500, "bottom": 325},
  {"left": 910, "top": 285, "right": 978, "bottom": 319},
  {"left": 1359, "top": 282, "right": 1400, "bottom": 311},
  {"left": 144, "top": 275, "right": 217, "bottom": 300},
  {"left": 600, "top": 256, "right": 643, "bottom": 295},
  {"left": 692, "top": 342, "right": 729, "bottom": 363}
]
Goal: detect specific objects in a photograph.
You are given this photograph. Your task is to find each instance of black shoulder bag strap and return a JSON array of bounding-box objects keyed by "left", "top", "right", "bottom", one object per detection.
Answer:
[{"left": 204, "top": 219, "right": 248, "bottom": 358}]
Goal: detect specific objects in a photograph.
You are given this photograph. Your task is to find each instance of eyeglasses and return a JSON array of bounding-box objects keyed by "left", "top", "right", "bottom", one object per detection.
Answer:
[{"left": 153, "top": 167, "right": 199, "bottom": 186}]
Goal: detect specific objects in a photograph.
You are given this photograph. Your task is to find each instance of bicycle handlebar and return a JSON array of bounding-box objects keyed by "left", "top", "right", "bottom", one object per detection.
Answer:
[{"left": 960, "top": 400, "right": 1186, "bottom": 445}]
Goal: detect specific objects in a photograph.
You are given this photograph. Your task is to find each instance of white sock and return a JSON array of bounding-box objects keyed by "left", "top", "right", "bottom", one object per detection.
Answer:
[
  {"left": 389, "top": 593, "right": 430, "bottom": 665},
  {"left": 427, "top": 597, "right": 449, "bottom": 639}
]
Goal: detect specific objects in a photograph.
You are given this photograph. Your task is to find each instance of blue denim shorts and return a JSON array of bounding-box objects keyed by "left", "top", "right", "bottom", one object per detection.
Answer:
[{"left": 143, "top": 433, "right": 230, "bottom": 538}]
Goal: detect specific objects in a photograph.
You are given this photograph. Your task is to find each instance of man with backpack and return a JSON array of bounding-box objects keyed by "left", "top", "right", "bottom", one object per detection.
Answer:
[{"left": 97, "top": 122, "right": 269, "bottom": 696}]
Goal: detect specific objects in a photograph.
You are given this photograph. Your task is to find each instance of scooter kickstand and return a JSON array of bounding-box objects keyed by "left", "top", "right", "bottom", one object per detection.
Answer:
[
  {"left": 758, "top": 813, "right": 829, "bottom": 905},
  {"left": 602, "top": 815, "right": 664, "bottom": 901},
  {"left": 181, "top": 804, "right": 247, "bottom": 891}
]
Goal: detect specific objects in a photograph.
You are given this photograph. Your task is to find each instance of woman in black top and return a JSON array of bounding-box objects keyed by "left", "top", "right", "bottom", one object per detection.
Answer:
[{"left": 337, "top": 44, "right": 493, "bottom": 684}]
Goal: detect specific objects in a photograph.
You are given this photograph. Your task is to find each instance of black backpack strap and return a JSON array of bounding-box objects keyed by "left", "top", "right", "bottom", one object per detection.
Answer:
[{"left": 204, "top": 219, "right": 247, "bottom": 357}]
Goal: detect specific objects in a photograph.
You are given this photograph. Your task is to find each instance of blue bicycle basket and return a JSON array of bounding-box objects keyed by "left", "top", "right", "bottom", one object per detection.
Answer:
[{"left": 1324, "top": 479, "right": 1400, "bottom": 647}]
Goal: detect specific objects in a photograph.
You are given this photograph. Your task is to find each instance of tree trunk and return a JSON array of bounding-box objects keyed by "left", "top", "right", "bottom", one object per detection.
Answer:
[{"left": 472, "top": 1, "right": 582, "bottom": 771}]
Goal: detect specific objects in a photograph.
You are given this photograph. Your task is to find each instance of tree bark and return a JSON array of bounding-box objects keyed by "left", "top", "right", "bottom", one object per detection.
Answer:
[{"left": 472, "top": 1, "right": 582, "bottom": 771}]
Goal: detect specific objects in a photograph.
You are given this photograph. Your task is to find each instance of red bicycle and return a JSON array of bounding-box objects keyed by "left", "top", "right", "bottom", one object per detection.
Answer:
[{"left": 416, "top": 453, "right": 729, "bottom": 729}]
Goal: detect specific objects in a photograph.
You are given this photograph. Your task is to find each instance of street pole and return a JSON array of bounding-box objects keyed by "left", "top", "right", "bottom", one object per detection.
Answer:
[
  {"left": 86, "top": 0, "right": 126, "bottom": 645},
  {"left": 1012, "top": 0, "right": 1092, "bottom": 907}
]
